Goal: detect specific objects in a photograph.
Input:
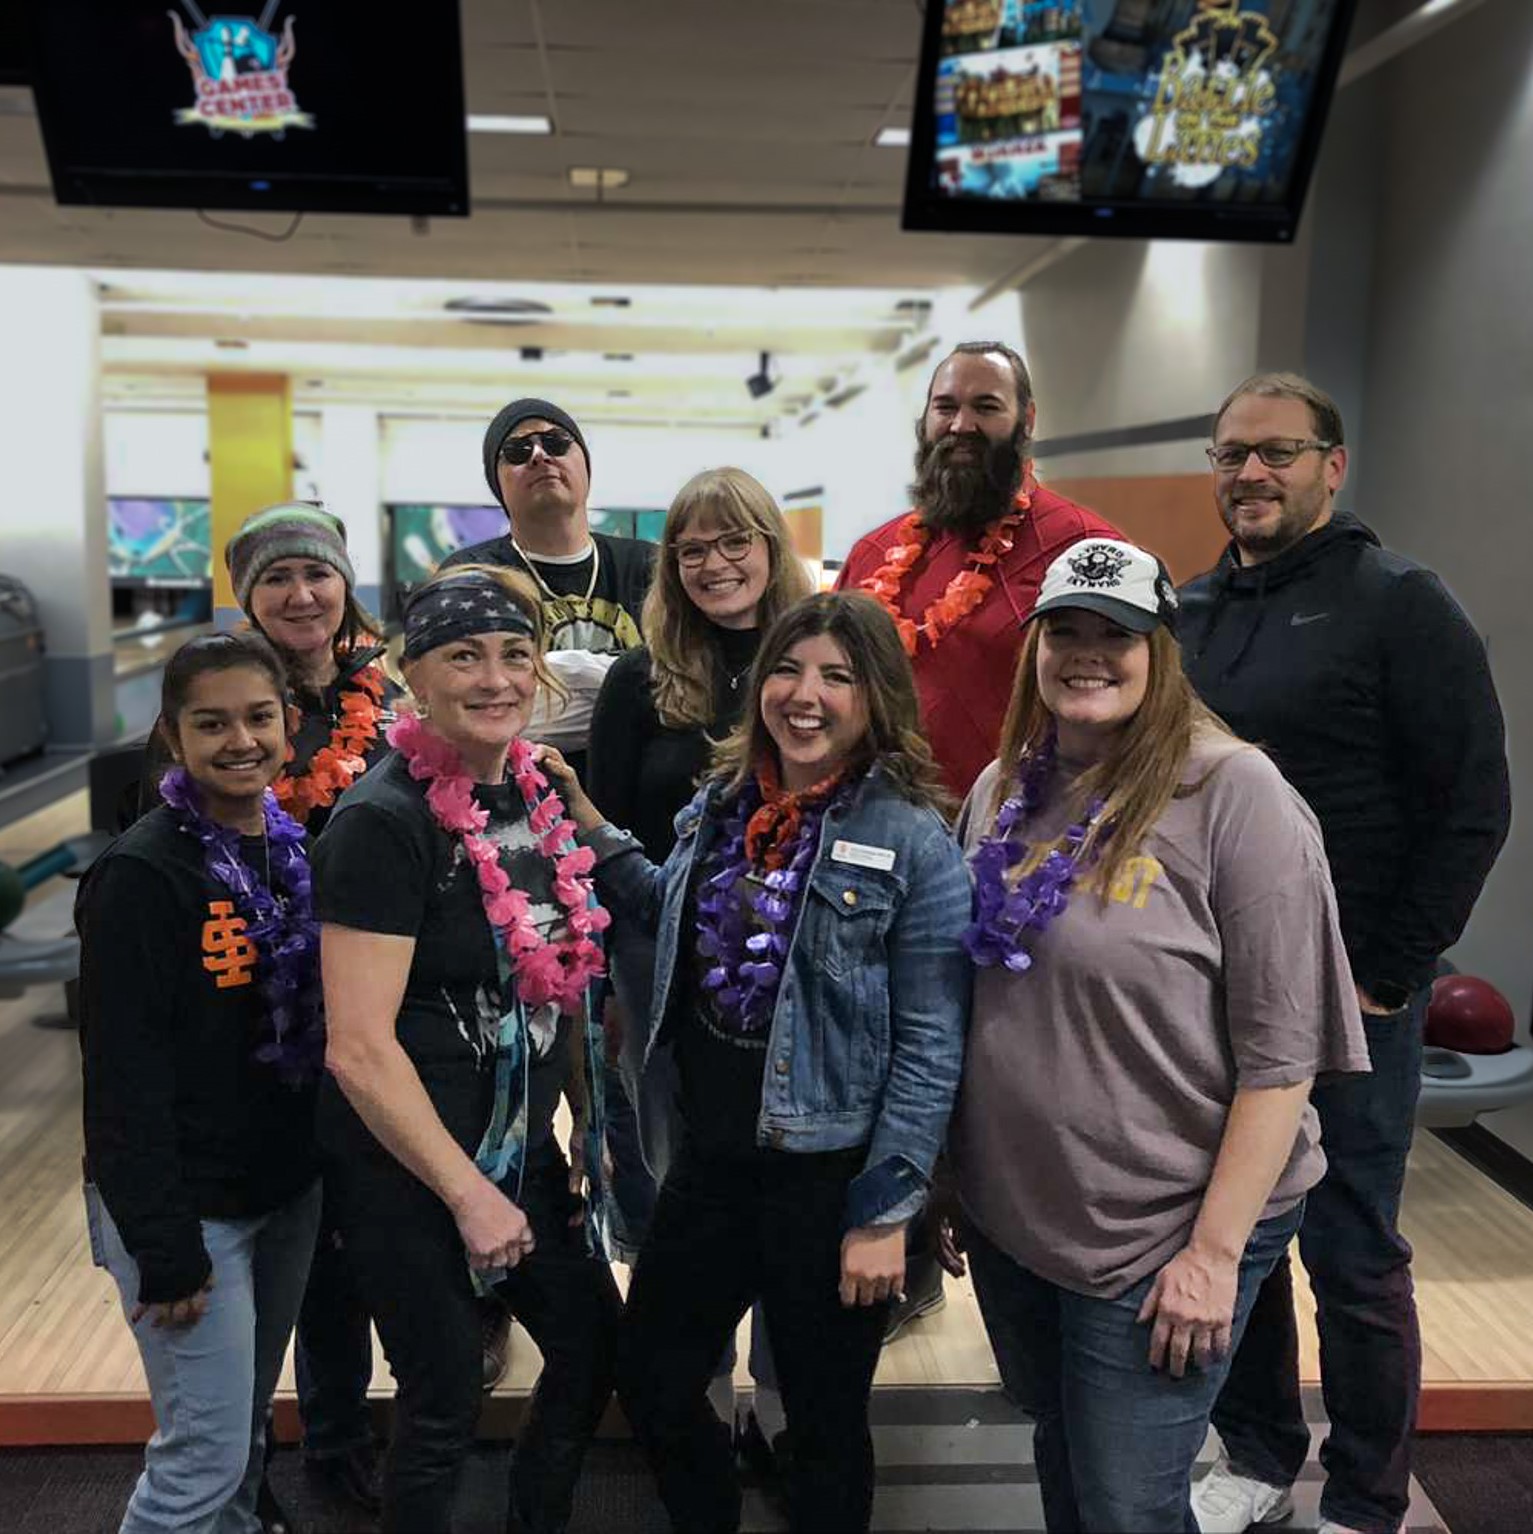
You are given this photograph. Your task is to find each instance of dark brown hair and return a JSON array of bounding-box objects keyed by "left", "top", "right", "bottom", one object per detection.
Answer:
[
  {"left": 712, "top": 592, "right": 953, "bottom": 818},
  {"left": 1213, "top": 371, "right": 1345, "bottom": 447}
]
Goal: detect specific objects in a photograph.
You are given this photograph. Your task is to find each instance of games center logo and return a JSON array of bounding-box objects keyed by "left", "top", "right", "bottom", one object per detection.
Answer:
[
  {"left": 1132, "top": 1, "right": 1280, "bottom": 188},
  {"left": 168, "top": 2, "right": 314, "bottom": 137},
  {"left": 1067, "top": 544, "right": 1131, "bottom": 589}
]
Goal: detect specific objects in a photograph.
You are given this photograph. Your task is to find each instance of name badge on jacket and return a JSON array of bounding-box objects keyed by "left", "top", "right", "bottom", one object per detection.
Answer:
[{"left": 831, "top": 839, "right": 896, "bottom": 873}]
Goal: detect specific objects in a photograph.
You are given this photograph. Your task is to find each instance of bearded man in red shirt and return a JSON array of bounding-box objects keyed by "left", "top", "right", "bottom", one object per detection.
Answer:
[{"left": 837, "top": 342, "right": 1121, "bottom": 799}]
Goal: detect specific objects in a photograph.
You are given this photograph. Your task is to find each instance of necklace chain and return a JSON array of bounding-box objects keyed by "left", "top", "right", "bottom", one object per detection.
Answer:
[{"left": 511, "top": 537, "right": 600, "bottom": 604}]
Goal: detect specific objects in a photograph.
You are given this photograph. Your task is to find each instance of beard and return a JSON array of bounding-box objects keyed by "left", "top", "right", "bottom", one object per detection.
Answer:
[
  {"left": 912, "top": 427, "right": 1026, "bottom": 535},
  {"left": 1217, "top": 479, "right": 1329, "bottom": 560}
]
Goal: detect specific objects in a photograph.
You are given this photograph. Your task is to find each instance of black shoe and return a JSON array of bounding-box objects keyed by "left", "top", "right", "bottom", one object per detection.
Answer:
[
  {"left": 481, "top": 1295, "right": 514, "bottom": 1391},
  {"left": 256, "top": 1473, "right": 295, "bottom": 1534},
  {"left": 304, "top": 1442, "right": 383, "bottom": 1516},
  {"left": 735, "top": 1408, "right": 790, "bottom": 1502},
  {"left": 884, "top": 1263, "right": 946, "bottom": 1344}
]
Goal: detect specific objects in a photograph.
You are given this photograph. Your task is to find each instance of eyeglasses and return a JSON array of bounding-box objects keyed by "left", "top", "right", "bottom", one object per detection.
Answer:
[
  {"left": 499, "top": 428, "right": 576, "bottom": 467},
  {"left": 1206, "top": 438, "right": 1336, "bottom": 472},
  {"left": 673, "top": 529, "right": 757, "bottom": 569}
]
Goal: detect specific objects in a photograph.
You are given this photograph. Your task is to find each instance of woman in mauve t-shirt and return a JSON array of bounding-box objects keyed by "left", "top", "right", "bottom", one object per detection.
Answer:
[{"left": 942, "top": 538, "right": 1369, "bottom": 1534}]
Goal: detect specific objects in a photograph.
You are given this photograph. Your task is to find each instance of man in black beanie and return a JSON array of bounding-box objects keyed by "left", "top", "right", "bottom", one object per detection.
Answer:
[
  {"left": 442, "top": 399, "right": 655, "bottom": 1394},
  {"left": 442, "top": 398, "right": 655, "bottom": 768}
]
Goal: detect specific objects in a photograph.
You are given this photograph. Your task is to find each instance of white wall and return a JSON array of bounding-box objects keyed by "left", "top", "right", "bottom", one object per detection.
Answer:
[
  {"left": 104, "top": 409, "right": 323, "bottom": 500},
  {"left": 378, "top": 416, "right": 778, "bottom": 512},
  {"left": 1349, "top": 0, "right": 1533, "bottom": 1141}
]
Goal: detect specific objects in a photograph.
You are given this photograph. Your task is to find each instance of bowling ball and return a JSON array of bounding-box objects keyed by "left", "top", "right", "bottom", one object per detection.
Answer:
[
  {"left": 1427, "top": 974, "right": 1516, "bottom": 1054},
  {"left": 0, "top": 861, "right": 22, "bottom": 933}
]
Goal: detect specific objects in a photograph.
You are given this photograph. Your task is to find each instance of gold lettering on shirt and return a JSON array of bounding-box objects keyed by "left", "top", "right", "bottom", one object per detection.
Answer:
[{"left": 1107, "top": 856, "right": 1163, "bottom": 910}]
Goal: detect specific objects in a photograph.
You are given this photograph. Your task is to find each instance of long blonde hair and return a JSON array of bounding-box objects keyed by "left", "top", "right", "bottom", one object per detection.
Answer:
[
  {"left": 644, "top": 468, "right": 813, "bottom": 730},
  {"left": 993, "top": 621, "right": 1242, "bottom": 897}
]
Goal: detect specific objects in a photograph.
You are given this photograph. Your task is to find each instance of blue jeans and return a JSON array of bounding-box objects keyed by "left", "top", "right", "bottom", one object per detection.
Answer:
[
  {"left": 86, "top": 1181, "right": 322, "bottom": 1534},
  {"left": 967, "top": 1203, "right": 1304, "bottom": 1534},
  {"left": 293, "top": 1180, "right": 375, "bottom": 1459},
  {"left": 1211, "top": 991, "right": 1426, "bottom": 1534}
]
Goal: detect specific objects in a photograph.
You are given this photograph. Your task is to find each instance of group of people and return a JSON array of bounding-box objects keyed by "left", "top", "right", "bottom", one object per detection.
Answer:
[{"left": 75, "top": 346, "right": 1510, "bottom": 1534}]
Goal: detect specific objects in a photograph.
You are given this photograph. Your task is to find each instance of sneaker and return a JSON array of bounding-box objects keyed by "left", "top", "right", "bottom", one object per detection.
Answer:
[
  {"left": 883, "top": 1262, "right": 946, "bottom": 1344},
  {"left": 303, "top": 1442, "right": 382, "bottom": 1516},
  {"left": 1192, "top": 1455, "right": 1294, "bottom": 1533},
  {"left": 481, "top": 1297, "right": 513, "bottom": 1392}
]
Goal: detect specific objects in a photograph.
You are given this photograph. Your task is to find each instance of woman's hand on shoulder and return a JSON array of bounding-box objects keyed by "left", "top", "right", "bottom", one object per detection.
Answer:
[
  {"left": 533, "top": 745, "right": 602, "bottom": 832},
  {"left": 131, "top": 1274, "right": 215, "bottom": 1331},
  {"left": 449, "top": 1175, "right": 535, "bottom": 1270},
  {"left": 840, "top": 1223, "right": 907, "bottom": 1308},
  {"left": 1136, "top": 1243, "right": 1239, "bottom": 1378}
]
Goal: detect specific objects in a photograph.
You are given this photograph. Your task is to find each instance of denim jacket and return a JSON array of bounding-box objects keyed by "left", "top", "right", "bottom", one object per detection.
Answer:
[{"left": 581, "top": 766, "right": 972, "bottom": 1230}]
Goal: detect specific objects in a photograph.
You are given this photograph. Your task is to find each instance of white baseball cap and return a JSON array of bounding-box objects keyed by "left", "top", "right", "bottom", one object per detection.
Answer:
[{"left": 1030, "top": 538, "right": 1179, "bottom": 635}]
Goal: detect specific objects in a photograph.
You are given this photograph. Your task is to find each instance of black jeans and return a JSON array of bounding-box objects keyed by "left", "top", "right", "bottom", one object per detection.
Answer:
[
  {"left": 294, "top": 1179, "right": 375, "bottom": 1460},
  {"left": 331, "top": 1143, "right": 622, "bottom": 1534},
  {"left": 1211, "top": 991, "right": 1426, "bottom": 1534},
  {"left": 618, "top": 1140, "right": 890, "bottom": 1534}
]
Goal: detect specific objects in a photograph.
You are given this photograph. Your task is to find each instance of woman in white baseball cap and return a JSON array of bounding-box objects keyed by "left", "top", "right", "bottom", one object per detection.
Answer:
[{"left": 938, "top": 537, "right": 1370, "bottom": 1531}]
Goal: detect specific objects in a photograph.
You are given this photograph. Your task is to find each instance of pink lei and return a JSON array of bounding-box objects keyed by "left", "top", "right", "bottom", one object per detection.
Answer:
[{"left": 388, "top": 711, "right": 609, "bottom": 1014}]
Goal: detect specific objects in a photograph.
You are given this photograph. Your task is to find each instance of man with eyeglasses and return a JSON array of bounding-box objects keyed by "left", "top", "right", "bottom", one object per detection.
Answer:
[
  {"left": 442, "top": 398, "right": 657, "bottom": 778},
  {"left": 1179, "top": 373, "right": 1509, "bottom": 1534}
]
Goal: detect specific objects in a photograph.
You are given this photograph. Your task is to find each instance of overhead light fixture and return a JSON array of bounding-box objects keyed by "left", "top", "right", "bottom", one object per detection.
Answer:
[
  {"left": 467, "top": 114, "right": 553, "bottom": 135},
  {"left": 746, "top": 351, "right": 778, "bottom": 400},
  {"left": 875, "top": 127, "right": 911, "bottom": 148},
  {"left": 569, "top": 167, "right": 630, "bottom": 192}
]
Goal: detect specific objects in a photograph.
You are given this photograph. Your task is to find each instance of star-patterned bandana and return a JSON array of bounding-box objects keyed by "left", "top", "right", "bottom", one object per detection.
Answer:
[{"left": 402, "top": 573, "right": 537, "bottom": 661}]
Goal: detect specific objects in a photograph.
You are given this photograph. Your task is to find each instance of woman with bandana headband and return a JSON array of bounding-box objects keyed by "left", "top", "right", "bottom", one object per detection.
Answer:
[{"left": 312, "top": 566, "right": 621, "bottom": 1534}]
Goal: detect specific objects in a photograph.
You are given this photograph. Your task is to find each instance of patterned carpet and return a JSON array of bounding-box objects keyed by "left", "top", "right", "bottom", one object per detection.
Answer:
[{"left": 0, "top": 1388, "right": 1449, "bottom": 1533}]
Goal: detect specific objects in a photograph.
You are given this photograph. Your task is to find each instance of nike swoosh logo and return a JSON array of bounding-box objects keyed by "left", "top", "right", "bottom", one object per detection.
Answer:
[{"left": 1290, "top": 612, "right": 1329, "bottom": 627}]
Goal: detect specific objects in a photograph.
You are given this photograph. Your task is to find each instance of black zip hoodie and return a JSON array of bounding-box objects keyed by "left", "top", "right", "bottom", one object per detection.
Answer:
[{"left": 1178, "top": 511, "right": 1509, "bottom": 998}]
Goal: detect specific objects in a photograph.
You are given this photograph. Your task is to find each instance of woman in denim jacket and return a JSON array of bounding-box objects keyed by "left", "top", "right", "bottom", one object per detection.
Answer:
[{"left": 543, "top": 591, "right": 971, "bottom": 1534}]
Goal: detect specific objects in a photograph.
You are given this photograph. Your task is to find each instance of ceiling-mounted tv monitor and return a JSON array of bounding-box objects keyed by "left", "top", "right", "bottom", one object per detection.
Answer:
[
  {"left": 27, "top": 1, "right": 468, "bottom": 216},
  {"left": 903, "top": 0, "right": 1359, "bottom": 244}
]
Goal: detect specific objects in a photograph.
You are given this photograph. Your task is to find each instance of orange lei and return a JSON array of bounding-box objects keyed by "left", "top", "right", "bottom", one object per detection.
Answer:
[
  {"left": 274, "top": 665, "right": 388, "bottom": 824},
  {"left": 859, "top": 488, "right": 1032, "bottom": 656}
]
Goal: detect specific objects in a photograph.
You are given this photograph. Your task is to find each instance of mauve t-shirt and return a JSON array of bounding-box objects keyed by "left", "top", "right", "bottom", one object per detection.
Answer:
[{"left": 950, "top": 733, "right": 1370, "bottom": 1300}]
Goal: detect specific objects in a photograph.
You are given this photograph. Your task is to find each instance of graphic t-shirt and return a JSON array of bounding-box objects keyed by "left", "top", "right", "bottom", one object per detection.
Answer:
[
  {"left": 441, "top": 531, "right": 655, "bottom": 657},
  {"left": 312, "top": 752, "right": 573, "bottom": 1164},
  {"left": 950, "top": 734, "right": 1370, "bottom": 1299}
]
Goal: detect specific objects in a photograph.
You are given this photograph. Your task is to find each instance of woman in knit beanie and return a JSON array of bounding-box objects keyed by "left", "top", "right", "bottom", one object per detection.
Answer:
[{"left": 224, "top": 501, "right": 400, "bottom": 1521}]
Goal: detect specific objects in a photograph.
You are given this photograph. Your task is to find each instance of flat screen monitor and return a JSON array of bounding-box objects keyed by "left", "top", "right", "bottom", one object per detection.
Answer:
[
  {"left": 903, "top": 0, "right": 1359, "bottom": 244},
  {"left": 27, "top": 1, "right": 468, "bottom": 216},
  {"left": 109, "top": 498, "right": 212, "bottom": 586}
]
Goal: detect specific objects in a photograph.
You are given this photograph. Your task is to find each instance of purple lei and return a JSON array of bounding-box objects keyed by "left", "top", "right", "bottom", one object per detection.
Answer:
[
  {"left": 962, "top": 736, "right": 1110, "bottom": 975},
  {"left": 695, "top": 777, "right": 856, "bottom": 1036},
  {"left": 160, "top": 767, "right": 324, "bottom": 1085}
]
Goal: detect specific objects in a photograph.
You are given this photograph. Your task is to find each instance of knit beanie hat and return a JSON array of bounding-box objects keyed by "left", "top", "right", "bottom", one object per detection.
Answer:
[
  {"left": 226, "top": 502, "right": 355, "bottom": 611},
  {"left": 482, "top": 398, "right": 591, "bottom": 509}
]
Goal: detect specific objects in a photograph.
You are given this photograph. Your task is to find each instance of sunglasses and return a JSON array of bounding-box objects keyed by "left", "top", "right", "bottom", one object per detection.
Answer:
[{"left": 499, "top": 428, "right": 576, "bottom": 468}]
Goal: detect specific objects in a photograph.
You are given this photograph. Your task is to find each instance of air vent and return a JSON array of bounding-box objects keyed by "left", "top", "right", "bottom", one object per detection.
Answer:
[{"left": 444, "top": 297, "right": 554, "bottom": 322}]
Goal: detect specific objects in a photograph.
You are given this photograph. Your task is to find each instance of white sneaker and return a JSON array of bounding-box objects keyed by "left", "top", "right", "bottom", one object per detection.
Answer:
[{"left": 1192, "top": 1455, "right": 1295, "bottom": 1533}]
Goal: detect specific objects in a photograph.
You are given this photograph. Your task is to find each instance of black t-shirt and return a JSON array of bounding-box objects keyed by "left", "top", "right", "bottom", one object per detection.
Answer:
[
  {"left": 440, "top": 531, "right": 655, "bottom": 658},
  {"left": 312, "top": 753, "right": 573, "bottom": 1164},
  {"left": 77, "top": 806, "right": 320, "bottom": 1304},
  {"left": 286, "top": 649, "right": 403, "bottom": 839},
  {"left": 673, "top": 863, "right": 769, "bottom": 1158},
  {"left": 588, "top": 625, "right": 760, "bottom": 861}
]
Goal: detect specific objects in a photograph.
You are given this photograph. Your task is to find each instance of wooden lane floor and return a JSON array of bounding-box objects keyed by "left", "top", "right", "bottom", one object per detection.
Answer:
[{"left": 3, "top": 793, "right": 1533, "bottom": 1442}]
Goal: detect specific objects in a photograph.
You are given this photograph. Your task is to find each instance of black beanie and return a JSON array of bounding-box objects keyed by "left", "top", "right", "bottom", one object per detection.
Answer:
[{"left": 482, "top": 398, "right": 591, "bottom": 508}]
